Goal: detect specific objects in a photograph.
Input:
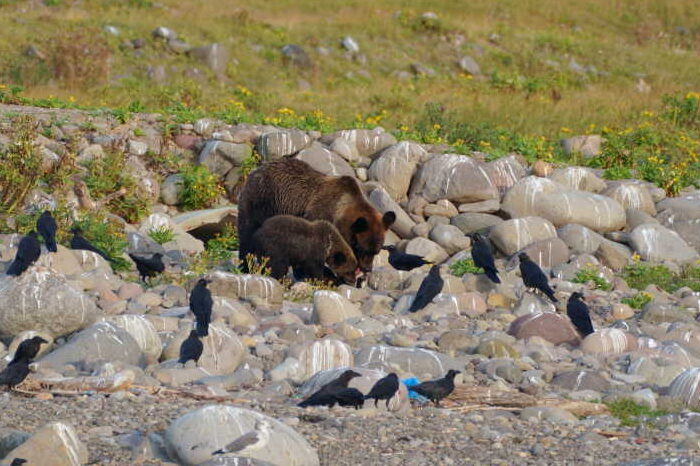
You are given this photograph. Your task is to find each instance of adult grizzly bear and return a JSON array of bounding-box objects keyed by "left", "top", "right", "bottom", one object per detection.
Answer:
[
  {"left": 238, "top": 158, "right": 395, "bottom": 272},
  {"left": 252, "top": 215, "right": 359, "bottom": 284}
]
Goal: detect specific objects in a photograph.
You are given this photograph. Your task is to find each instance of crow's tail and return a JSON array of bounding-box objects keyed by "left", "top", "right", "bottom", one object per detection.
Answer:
[{"left": 485, "top": 268, "right": 501, "bottom": 284}]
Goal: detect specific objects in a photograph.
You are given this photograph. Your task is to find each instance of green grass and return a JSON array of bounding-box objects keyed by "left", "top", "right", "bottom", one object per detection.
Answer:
[
  {"left": 572, "top": 267, "right": 613, "bottom": 291},
  {"left": 621, "top": 262, "right": 700, "bottom": 293},
  {"left": 621, "top": 292, "right": 653, "bottom": 309},
  {"left": 605, "top": 399, "right": 668, "bottom": 427}
]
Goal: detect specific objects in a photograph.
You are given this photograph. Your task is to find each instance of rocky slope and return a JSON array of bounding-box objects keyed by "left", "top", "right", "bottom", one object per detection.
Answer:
[{"left": 0, "top": 103, "right": 699, "bottom": 465}]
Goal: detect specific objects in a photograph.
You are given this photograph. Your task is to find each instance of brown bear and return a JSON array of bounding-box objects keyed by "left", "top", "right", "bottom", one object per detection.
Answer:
[
  {"left": 251, "top": 215, "right": 360, "bottom": 284},
  {"left": 238, "top": 158, "right": 395, "bottom": 272}
]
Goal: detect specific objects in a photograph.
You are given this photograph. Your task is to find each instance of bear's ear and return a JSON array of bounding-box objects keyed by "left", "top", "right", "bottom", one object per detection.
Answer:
[
  {"left": 382, "top": 211, "right": 396, "bottom": 228},
  {"left": 332, "top": 252, "right": 347, "bottom": 265},
  {"left": 350, "top": 217, "right": 369, "bottom": 233}
]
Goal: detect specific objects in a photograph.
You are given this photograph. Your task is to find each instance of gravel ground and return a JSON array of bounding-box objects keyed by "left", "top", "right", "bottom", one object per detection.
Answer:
[{"left": 0, "top": 390, "right": 691, "bottom": 465}]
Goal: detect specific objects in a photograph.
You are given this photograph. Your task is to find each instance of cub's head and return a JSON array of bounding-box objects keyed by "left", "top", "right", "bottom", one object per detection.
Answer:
[
  {"left": 349, "top": 210, "right": 395, "bottom": 272},
  {"left": 326, "top": 231, "right": 361, "bottom": 286}
]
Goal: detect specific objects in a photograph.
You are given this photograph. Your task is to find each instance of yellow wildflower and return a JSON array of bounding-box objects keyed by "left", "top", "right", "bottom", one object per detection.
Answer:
[
  {"left": 686, "top": 91, "right": 700, "bottom": 100},
  {"left": 560, "top": 127, "right": 571, "bottom": 133}
]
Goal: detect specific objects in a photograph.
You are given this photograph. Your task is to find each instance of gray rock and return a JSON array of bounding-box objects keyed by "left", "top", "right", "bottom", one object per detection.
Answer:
[
  {"left": 520, "top": 406, "right": 577, "bottom": 424},
  {"left": 668, "top": 368, "right": 700, "bottom": 408},
  {"left": 630, "top": 223, "right": 699, "bottom": 264},
  {"left": 165, "top": 405, "right": 319, "bottom": 466},
  {"left": 549, "top": 167, "right": 606, "bottom": 192},
  {"left": 354, "top": 345, "right": 460, "bottom": 379},
  {"left": 520, "top": 238, "right": 570, "bottom": 268},
  {"left": 502, "top": 176, "right": 565, "bottom": 218},
  {"left": 341, "top": 36, "right": 360, "bottom": 53},
  {"left": 296, "top": 142, "right": 354, "bottom": 177},
  {"left": 410, "top": 154, "right": 498, "bottom": 203},
  {"left": 188, "top": 43, "right": 228, "bottom": 74},
  {"left": 404, "top": 237, "right": 449, "bottom": 263},
  {"left": 368, "top": 187, "right": 415, "bottom": 238},
  {"left": 535, "top": 191, "right": 626, "bottom": 232},
  {"left": 429, "top": 223, "right": 470, "bottom": 255},
  {"left": 457, "top": 199, "right": 500, "bottom": 213},
  {"left": 297, "top": 339, "right": 354, "bottom": 379},
  {"left": 198, "top": 140, "right": 252, "bottom": 178},
  {"left": 206, "top": 272, "right": 283, "bottom": 306},
  {"left": 451, "top": 212, "right": 503, "bottom": 234},
  {"left": 656, "top": 191, "right": 700, "bottom": 252},
  {"left": 489, "top": 216, "right": 557, "bottom": 255},
  {"left": 483, "top": 155, "right": 526, "bottom": 195},
  {"left": 161, "top": 174, "right": 184, "bottom": 205},
  {"left": 5, "top": 422, "right": 88, "bottom": 466},
  {"left": 311, "top": 291, "right": 362, "bottom": 325},
  {"left": 257, "top": 129, "right": 311, "bottom": 160},
  {"left": 105, "top": 315, "right": 162, "bottom": 365},
  {"left": 508, "top": 312, "right": 579, "bottom": 345},
  {"left": 163, "top": 323, "right": 245, "bottom": 376},
  {"left": 560, "top": 135, "right": 602, "bottom": 158},
  {"left": 602, "top": 181, "right": 656, "bottom": 215},
  {"left": 281, "top": 44, "right": 313, "bottom": 69},
  {"left": 37, "top": 322, "right": 142, "bottom": 370},
  {"left": 640, "top": 302, "right": 694, "bottom": 324},
  {"left": 551, "top": 370, "right": 611, "bottom": 391},
  {"left": 321, "top": 128, "right": 397, "bottom": 159},
  {"left": 457, "top": 56, "right": 481, "bottom": 75},
  {"left": 595, "top": 239, "right": 632, "bottom": 270},
  {"left": 368, "top": 142, "right": 425, "bottom": 201},
  {"left": 0, "top": 269, "right": 100, "bottom": 338},
  {"left": 557, "top": 224, "right": 604, "bottom": 254},
  {"left": 152, "top": 26, "right": 176, "bottom": 40},
  {"left": 0, "top": 428, "right": 30, "bottom": 459}
]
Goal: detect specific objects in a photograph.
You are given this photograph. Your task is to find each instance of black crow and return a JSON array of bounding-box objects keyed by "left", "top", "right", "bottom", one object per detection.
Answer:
[
  {"left": 567, "top": 291, "right": 594, "bottom": 336},
  {"left": 335, "top": 387, "right": 365, "bottom": 409},
  {"left": 298, "top": 369, "right": 362, "bottom": 408},
  {"left": 37, "top": 210, "right": 58, "bottom": 253},
  {"left": 383, "top": 245, "right": 432, "bottom": 271},
  {"left": 11, "top": 336, "right": 48, "bottom": 364},
  {"left": 6, "top": 231, "right": 41, "bottom": 276},
  {"left": 129, "top": 253, "right": 165, "bottom": 282},
  {"left": 518, "top": 252, "right": 557, "bottom": 303},
  {"left": 410, "top": 369, "right": 460, "bottom": 407},
  {"left": 70, "top": 227, "right": 113, "bottom": 262},
  {"left": 179, "top": 330, "right": 204, "bottom": 364},
  {"left": 364, "top": 372, "right": 399, "bottom": 408},
  {"left": 189, "top": 278, "right": 213, "bottom": 337},
  {"left": 408, "top": 265, "right": 444, "bottom": 313},
  {"left": 10, "top": 459, "right": 27, "bottom": 466},
  {"left": 470, "top": 233, "right": 500, "bottom": 284},
  {"left": 0, "top": 357, "right": 31, "bottom": 389}
]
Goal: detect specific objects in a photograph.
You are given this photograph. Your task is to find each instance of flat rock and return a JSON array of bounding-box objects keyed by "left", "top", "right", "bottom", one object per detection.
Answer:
[
  {"left": 354, "top": 345, "right": 460, "bottom": 379},
  {"left": 551, "top": 370, "right": 611, "bottom": 391},
  {"left": 451, "top": 212, "right": 503, "bottom": 234},
  {"left": 535, "top": 191, "right": 626, "bottom": 232},
  {"left": 172, "top": 207, "right": 237, "bottom": 232},
  {"left": 410, "top": 154, "right": 499, "bottom": 203},
  {"left": 489, "top": 216, "right": 557, "bottom": 255},
  {"left": 508, "top": 312, "right": 580, "bottom": 346}
]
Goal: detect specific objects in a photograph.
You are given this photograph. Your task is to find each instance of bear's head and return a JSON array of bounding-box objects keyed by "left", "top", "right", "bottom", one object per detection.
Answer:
[
  {"left": 325, "top": 230, "right": 361, "bottom": 285},
  {"left": 349, "top": 210, "right": 396, "bottom": 272}
]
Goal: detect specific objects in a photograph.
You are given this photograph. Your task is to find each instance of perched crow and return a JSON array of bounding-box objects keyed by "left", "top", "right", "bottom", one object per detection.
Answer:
[
  {"left": 408, "top": 265, "right": 444, "bottom": 313},
  {"left": 70, "top": 227, "right": 113, "bottom": 262},
  {"left": 129, "top": 253, "right": 165, "bottom": 282},
  {"left": 518, "top": 252, "right": 557, "bottom": 303},
  {"left": 567, "top": 291, "right": 594, "bottom": 336},
  {"left": 383, "top": 245, "right": 432, "bottom": 271},
  {"left": 37, "top": 210, "right": 58, "bottom": 253},
  {"left": 10, "top": 459, "right": 27, "bottom": 466},
  {"left": 6, "top": 231, "right": 41, "bottom": 277},
  {"left": 11, "top": 336, "right": 48, "bottom": 364},
  {"left": 298, "top": 369, "right": 361, "bottom": 408},
  {"left": 364, "top": 372, "right": 399, "bottom": 408},
  {"left": 178, "top": 330, "right": 204, "bottom": 364},
  {"left": 470, "top": 233, "right": 500, "bottom": 284},
  {"left": 212, "top": 420, "right": 271, "bottom": 456},
  {"left": 410, "top": 369, "right": 461, "bottom": 407},
  {"left": 189, "top": 278, "right": 213, "bottom": 337},
  {"left": 0, "top": 357, "right": 31, "bottom": 389},
  {"left": 335, "top": 387, "right": 365, "bottom": 409}
]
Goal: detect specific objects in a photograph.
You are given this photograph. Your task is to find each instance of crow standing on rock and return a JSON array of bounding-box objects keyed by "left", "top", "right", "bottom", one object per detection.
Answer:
[
  {"left": 6, "top": 231, "right": 41, "bottom": 277},
  {"left": 297, "top": 369, "right": 362, "bottom": 408},
  {"left": 364, "top": 372, "right": 399, "bottom": 408},
  {"left": 567, "top": 291, "right": 594, "bottom": 336},
  {"left": 409, "top": 369, "right": 461, "bottom": 407},
  {"left": 470, "top": 233, "right": 500, "bottom": 284},
  {"left": 518, "top": 252, "right": 557, "bottom": 303},
  {"left": 70, "top": 227, "right": 113, "bottom": 262},
  {"left": 408, "top": 265, "right": 444, "bottom": 313},
  {"left": 10, "top": 336, "right": 48, "bottom": 364},
  {"left": 383, "top": 245, "right": 432, "bottom": 271},
  {"left": 129, "top": 252, "right": 165, "bottom": 282},
  {"left": 189, "top": 278, "right": 213, "bottom": 337},
  {"left": 178, "top": 330, "right": 204, "bottom": 364},
  {"left": 37, "top": 210, "right": 58, "bottom": 253}
]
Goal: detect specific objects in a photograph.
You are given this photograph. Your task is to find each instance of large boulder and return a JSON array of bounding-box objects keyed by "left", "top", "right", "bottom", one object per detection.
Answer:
[
  {"left": 206, "top": 272, "right": 284, "bottom": 306},
  {"left": 311, "top": 291, "right": 362, "bottom": 325},
  {"left": 198, "top": 140, "right": 252, "bottom": 178},
  {"left": 105, "top": 315, "right": 162, "bottom": 364},
  {"left": 0, "top": 269, "right": 100, "bottom": 338},
  {"left": 165, "top": 406, "right": 319, "bottom": 466},
  {"left": 321, "top": 128, "right": 396, "bottom": 159},
  {"left": 298, "top": 339, "right": 354, "bottom": 379},
  {"left": 296, "top": 142, "right": 355, "bottom": 177},
  {"left": 5, "top": 422, "right": 88, "bottom": 466},
  {"left": 37, "top": 322, "right": 142, "bottom": 370},
  {"left": 535, "top": 191, "right": 626, "bottom": 232},
  {"left": 451, "top": 213, "right": 503, "bottom": 234},
  {"left": 508, "top": 312, "right": 580, "bottom": 346},
  {"left": 354, "top": 345, "right": 460, "bottom": 379},
  {"left": 410, "top": 154, "right": 499, "bottom": 203},
  {"left": 559, "top": 135, "right": 602, "bottom": 159},
  {"left": 164, "top": 323, "right": 246, "bottom": 375},
  {"left": 557, "top": 224, "right": 604, "bottom": 255},
  {"left": 368, "top": 141, "right": 425, "bottom": 201},
  {"left": 629, "top": 223, "right": 699, "bottom": 264},
  {"left": 601, "top": 181, "right": 656, "bottom": 215},
  {"left": 257, "top": 129, "right": 311, "bottom": 159},
  {"left": 482, "top": 155, "right": 526, "bottom": 196},
  {"left": 520, "top": 238, "right": 570, "bottom": 268},
  {"left": 656, "top": 191, "right": 700, "bottom": 252},
  {"left": 501, "top": 176, "right": 564, "bottom": 218},
  {"left": 368, "top": 187, "right": 416, "bottom": 238},
  {"left": 489, "top": 216, "right": 557, "bottom": 255},
  {"left": 548, "top": 167, "right": 606, "bottom": 192}
]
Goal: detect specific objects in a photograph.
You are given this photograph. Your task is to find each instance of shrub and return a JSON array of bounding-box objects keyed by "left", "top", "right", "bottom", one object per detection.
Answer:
[
  {"left": 179, "top": 164, "right": 225, "bottom": 210},
  {"left": 605, "top": 399, "right": 667, "bottom": 427},
  {"left": 621, "top": 292, "right": 653, "bottom": 309},
  {"left": 148, "top": 225, "right": 175, "bottom": 245},
  {"left": 205, "top": 224, "right": 239, "bottom": 264},
  {"left": 0, "top": 115, "right": 42, "bottom": 214},
  {"left": 449, "top": 258, "right": 483, "bottom": 277},
  {"left": 572, "top": 267, "right": 612, "bottom": 291},
  {"left": 620, "top": 263, "right": 700, "bottom": 293},
  {"left": 72, "top": 214, "right": 130, "bottom": 271}
]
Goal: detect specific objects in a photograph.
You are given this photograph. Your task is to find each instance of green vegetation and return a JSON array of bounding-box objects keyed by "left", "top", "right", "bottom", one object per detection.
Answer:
[
  {"left": 572, "top": 267, "right": 612, "bottom": 291},
  {"left": 621, "top": 292, "right": 653, "bottom": 310},
  {"left": 147, "top": 225, "right": 175, "bottom": 245},
  {"left": 0, "top": 116, "right": 43, "bottom": 214},
  {"left": 186, "top": 224, "right": 238, "bottom": 274},
  {"left": 449, "top": 258, "right": 483, "bottom": 277},
  {"left": 621, "top": 262, "right": 700, "bottom": 293},
  {"left": 178, "top": 164, "right": 225, "bottom": 210},
  {"left": 605, "top": 399, "right": 667, "bottom": 427},
  {"left": 71, "top": 214, "right": 130, "bottom": 271}
]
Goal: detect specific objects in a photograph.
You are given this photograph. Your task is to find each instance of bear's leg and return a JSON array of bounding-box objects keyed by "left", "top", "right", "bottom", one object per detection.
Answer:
[{"left": 268, "top": 257, "right": 291, "bottom": 280}]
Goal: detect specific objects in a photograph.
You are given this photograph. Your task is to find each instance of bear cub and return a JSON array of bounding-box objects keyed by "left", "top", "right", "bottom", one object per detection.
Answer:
[{"left": 251, "top": 215, "right": 360, "bottom": 285}]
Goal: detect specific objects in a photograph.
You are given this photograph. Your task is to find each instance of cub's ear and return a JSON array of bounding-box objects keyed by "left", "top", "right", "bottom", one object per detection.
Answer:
[
  {"left": 382, "top": 211, "right": 396, "bottom": 228},
  {"left": 332, "top": 252, "right": 347, "bottom": 265},
  {"left": 350, "top": 217, "right": 369, "bottom": 233}
]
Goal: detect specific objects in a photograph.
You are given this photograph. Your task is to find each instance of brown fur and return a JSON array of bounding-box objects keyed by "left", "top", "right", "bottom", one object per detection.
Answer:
[
  {"left": 238, "top": 158, "right": 395, "bottom": 272},
  {"left": 251, "top": 215, "right": 359, "bottom": 284}
]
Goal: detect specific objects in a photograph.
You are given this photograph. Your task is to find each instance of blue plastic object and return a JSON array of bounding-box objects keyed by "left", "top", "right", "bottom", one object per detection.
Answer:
[{"left": 402, "top": 377, "right": 429, "bottom": 402}]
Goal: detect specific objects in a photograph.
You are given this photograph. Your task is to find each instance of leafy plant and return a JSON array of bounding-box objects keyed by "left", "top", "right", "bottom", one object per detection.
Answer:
[
  {"left": 603, "top": 165, "right": 633, "bottom": 180},
  {"left": 621, "top": 292, "right": 653, "bottom": 309},
  {"left": 206, "top": 224, "right": 239, "bottom": 263},
  {"left": 572, "top": 267, "right": 612, "bottom": 291},
  {"left": 239, "top": 153, "right": 261, "bottom": 178},
  {"left": 72, "top": 213, "right": 130, "bottom": 271},
  {"left": 605, "top": 399, "right": 667, "bottom": 427},
  {"left": 620, "top": 263, "right": 700, "bottom": 293},
  {"left": 179, "top": 164, "right": 225, "bottom": 210},
  {"left": 449, "top": 258, "right": 483, "bottom": 277},
  {"left": 148, "top": 225, "right": 175, "bottom": 245},
  {"left": 0, "top": 115, "right": 42, "bottom": 214}
]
